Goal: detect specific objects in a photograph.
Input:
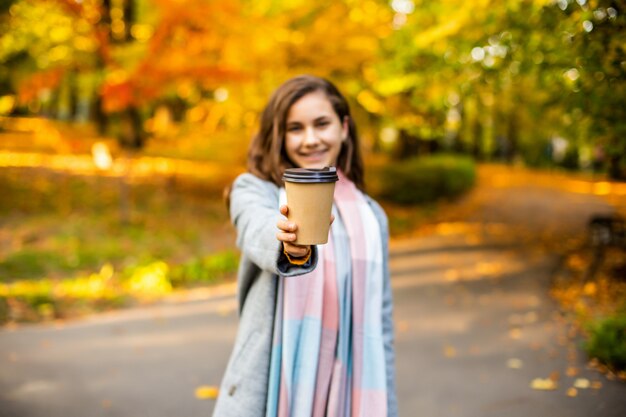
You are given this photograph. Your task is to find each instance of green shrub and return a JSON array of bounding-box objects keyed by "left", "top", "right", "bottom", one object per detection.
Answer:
[
  {"left": 170, "top": 250, "right": 239, "bottom": 286},
  {"left": 372, "top": 154, "right": 476, "bottom": 205},
  {"left": 584, "top": 313, "right": 626, "bottom": 372}
]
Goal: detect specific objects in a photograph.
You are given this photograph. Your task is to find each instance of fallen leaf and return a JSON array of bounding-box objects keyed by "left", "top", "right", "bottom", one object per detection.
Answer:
[
  {"left": 530, "top": 378, "right": 558, "bottom": 390},
  {"left": 566, "top": 387, "right": 578, "bottom": 397},
  {"left": 217, "top": 304, "right": 235, "bottom": 317},
  {"left": 591, "top": 381, "right": 602, "bottom": 389},
  {"left": 549, "top": 371, "right": 561, "bottom": 382},
  {"left": 573, "top": 378, "right": 590, "bottom": 389},
  {"left": 195, "top": 385, "right": 219, "bottom": 400},
  {"left": 397, "top": 320, "right": 409, "bottom": 333},
  {"left": 524, "top": 311, "right": 538, "bottom": 324},
  {"left": 507, "top": 358, "right": 523, "bottom": 369},
  {"left": 509, "top": 328, "right": 522, "bottom": 340},
  {"left": 583, "top": 282, "right": 597, "bottom": 296},
  {"left": 588, "top": 358, "right": 600, "bottom": 368},
  {"left": 443, "top": 345, "right": 457, "bottom": 358},
  {"left": 566, "top": 367, "right": 579, "bottom": 377}
]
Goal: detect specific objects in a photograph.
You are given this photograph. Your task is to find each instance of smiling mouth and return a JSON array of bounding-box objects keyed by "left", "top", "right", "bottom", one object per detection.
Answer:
[{"left": 299, "top": 150, "right": 328, "bottom": 158}]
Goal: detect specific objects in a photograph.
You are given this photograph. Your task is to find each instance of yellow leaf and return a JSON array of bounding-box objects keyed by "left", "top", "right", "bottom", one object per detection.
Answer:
[
  {"left": 217, "top": 303, "right": 235, "bottom": 317},
  {"left": 506, "top": 358, "right": 522, "bottom": 369},
  {"left": 443, "top": 345, "right": 457, "bottom": 358},
  {"left": 195, "top": 385, "right": 219, "bottom": 400},
  {"left": 565, "top": 367, "right": 579, "bottom": 377},
  {"left": 566, "top": 387, "right": 578, "bottom": 397},
  {"left": 583, "top": 282, "right": 597, "bottom": 296},
  {"left": 573, "top": 378, "right": 590, "bottom": 389},
  {"left": 397, "top": 320, "right": 410, "bottom": 333},
  {"left": 509, "top": 328, "right": 522, "bottom": 340},
  {"left": 591, "top": 381, "right": 602, "bottom": 389},
  {"left": 530, "top": 378, "right": 558, "bottom": 390},
  {"left": 524, "top": 311, "right": 538, "bottom": 324}
]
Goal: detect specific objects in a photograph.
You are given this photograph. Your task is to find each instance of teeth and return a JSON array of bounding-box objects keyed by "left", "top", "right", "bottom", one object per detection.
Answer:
[{"left": 302, "top": 151, "right": 326, "bottom": 156}]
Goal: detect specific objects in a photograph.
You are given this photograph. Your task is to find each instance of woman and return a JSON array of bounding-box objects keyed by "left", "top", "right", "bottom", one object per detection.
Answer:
[{"left": 213, "top": 75, "right": 397, "bottom": 417}]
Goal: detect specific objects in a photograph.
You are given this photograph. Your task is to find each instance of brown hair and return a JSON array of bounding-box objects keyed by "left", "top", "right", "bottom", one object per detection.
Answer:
[{"left": 247, "top": 75, "right": 365, "bottom": 190}]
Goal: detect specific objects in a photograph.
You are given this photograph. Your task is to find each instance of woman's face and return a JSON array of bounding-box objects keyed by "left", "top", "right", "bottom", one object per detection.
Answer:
[{"left": 284, "top": 91, "right": 348, "bottom": 169}]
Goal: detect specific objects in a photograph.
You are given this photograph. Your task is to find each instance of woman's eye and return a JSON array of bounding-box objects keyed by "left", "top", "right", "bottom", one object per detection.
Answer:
[
  {"left": 316, "top": 121, "right": 329, "bottom": 128},
  {"left": 287, "top": 126, "right": 302, "bottom": 132}
]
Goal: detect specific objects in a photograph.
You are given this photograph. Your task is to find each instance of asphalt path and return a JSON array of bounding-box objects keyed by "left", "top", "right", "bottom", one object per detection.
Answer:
[{"left": 1, "top": 178, "right": 625, "bottom": 417}]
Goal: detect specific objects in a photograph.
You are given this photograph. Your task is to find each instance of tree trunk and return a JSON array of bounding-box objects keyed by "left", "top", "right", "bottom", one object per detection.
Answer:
[
  {"left": 68, "top": 72, "right": 78, "bottom": 121},
  {"left": 119, "top": 106, "right": 145, "bottom": 150},
  {"left": 472, "top": 115, "right": 483, "bottom": 160},
  {"left": 92, "top": 96, "right": 108, "bottom": 135},
  {"left": 608, "top": 154, "right": 625, "bottom": 181},
  {"left": 395, "top": 129, "right": 419, "bottom": 160},
  {"left": 506, "top": 111, "right": 518, "bottom": 164}
]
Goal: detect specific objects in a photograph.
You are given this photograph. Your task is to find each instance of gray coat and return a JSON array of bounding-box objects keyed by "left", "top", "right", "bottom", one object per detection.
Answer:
[{"left": 212, "top": 173, "right": 398, "bottom": 417}]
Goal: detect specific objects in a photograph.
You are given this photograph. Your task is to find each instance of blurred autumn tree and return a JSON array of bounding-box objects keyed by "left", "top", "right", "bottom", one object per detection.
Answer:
[
  {"left": 0, "top": 0, "right": 624, "bottom": 177},
  {"left": 374, "top": 0, "right": 625, "bottom": 177}
]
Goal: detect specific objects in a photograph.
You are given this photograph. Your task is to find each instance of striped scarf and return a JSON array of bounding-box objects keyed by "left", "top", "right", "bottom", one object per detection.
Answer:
[{"left": 267, "top": 171, "right": 387, "bottom": 417}]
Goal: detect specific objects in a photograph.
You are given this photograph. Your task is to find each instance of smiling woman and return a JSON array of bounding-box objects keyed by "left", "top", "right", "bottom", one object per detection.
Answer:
[
  {"left": 246, "top": 76, "right": 364, "bottom": 191},
  {"left": 283, "top": 91, "right": 348, "bottom": 170},
  {"left": 214, "top": 76, "right": 398, "bottom": 417}
]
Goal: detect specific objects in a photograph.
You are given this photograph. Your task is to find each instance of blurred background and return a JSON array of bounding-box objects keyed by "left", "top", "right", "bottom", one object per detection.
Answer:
[{"left": 0, "top": 0, "right": 625, "bottom": 416}]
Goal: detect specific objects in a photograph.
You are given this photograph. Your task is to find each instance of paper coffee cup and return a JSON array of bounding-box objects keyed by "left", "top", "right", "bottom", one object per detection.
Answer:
[{"left": 282, "top": 167, "right": 338, "bottom": 245}]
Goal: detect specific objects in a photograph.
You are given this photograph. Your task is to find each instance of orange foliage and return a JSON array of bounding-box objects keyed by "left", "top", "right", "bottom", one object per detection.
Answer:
[
  {"left": 100, "top": 79, "right": 134, "bottom": 113},
  {"left": 99, "top": 0, "right": 248, "bottom": 112},
  {"left": 18, "top": 69, "right": 65, "bottom": 104}
]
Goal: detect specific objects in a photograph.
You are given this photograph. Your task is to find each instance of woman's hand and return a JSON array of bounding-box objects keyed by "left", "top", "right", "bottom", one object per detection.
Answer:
[{"left": 277, "top": 205, "right": 334, "bottom": 259}]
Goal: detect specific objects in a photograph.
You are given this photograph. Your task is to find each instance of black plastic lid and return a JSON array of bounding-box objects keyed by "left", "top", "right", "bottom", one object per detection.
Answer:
[{"left": 282, "top": 167, "right": 338, "bottom": 183}]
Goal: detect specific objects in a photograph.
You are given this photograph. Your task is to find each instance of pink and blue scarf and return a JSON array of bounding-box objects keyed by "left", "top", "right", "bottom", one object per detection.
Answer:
[{"left": 267, "top": 171, "right": 387, "bottom": 417}]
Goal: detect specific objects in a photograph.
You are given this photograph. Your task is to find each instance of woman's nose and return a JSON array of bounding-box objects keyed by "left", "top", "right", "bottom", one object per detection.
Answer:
[{"left": 303, "top": 126, "right": 320, "bottom": 146}]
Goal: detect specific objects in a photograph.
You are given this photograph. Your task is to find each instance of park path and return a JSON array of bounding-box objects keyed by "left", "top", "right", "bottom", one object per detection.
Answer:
[{"left": 1, "top": 165, "right": 625, "bottom": 417}]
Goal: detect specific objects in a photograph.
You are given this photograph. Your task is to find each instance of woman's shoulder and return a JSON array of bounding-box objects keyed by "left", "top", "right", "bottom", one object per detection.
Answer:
[
  {"left": 233, "top": 172, "right": 279, "bottom": 193},
  {"left": 229, "top": 172, "right": 280, "bottom": 216}
]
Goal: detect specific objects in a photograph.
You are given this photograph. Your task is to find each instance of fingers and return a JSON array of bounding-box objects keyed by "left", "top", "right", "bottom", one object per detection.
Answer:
[
  {"left": 283, "top": 242, "right": 310, "bottom": 258},
  {"left": 277, "top": 209, "right": 302, "bottom": 251},
  {"left": 277, "top": 219, "right": 297, "bottom": 233},
  {"left": 276, "top": 231, "right": 297, "bottom": 243}
]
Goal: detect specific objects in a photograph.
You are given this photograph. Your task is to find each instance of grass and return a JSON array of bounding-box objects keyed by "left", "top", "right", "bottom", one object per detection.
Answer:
[{"left": 0, "top": 164, "right": 239, "bottom": 323}]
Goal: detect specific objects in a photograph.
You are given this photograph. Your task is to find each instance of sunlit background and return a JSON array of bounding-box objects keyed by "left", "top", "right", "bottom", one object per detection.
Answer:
[{"left": 0, "top": 1, "right": 625, "bottom": 415}]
